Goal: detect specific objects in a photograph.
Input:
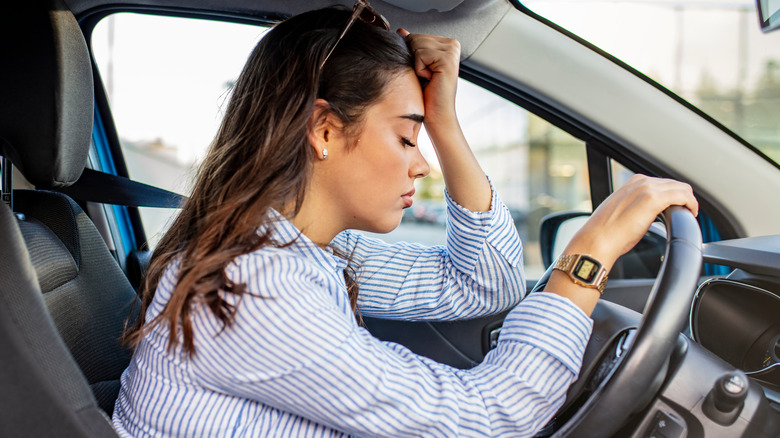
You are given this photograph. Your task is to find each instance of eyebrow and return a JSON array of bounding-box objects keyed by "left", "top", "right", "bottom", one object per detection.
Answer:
[{"left": 400, "top": 114, "right": 424, "bottom": 123}]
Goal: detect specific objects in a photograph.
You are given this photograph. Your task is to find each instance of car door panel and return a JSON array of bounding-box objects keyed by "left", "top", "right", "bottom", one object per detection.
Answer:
[{"left": 364, "top": 278, "right": 660, "bottom": 369}]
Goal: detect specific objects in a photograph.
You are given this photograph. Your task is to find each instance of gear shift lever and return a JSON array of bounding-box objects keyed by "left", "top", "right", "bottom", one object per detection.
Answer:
[{"left": 702, "top": 371, "right": 749, "bottom": 426}]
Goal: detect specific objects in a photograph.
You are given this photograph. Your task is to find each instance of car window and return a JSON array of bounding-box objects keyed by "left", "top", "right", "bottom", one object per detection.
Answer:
[
  {"left": 611, "top": 159, "right": 635, "bottom": 190},
  {"left": 523, "top": 0, "right": 780, "bottom": 166},
  {"left": 91, "top": 13, "right": 590, "bottom": 278},
  {"left": 91, "top": 14, "right": 266, "bottom": 246}
]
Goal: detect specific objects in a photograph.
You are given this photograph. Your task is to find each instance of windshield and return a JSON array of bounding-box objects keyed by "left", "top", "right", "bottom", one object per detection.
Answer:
[{"left": 523, "top": 0, "right": 780, "bottom": 166}]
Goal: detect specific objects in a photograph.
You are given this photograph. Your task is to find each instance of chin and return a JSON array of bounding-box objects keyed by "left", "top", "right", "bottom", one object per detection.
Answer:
[
  {"left": 361, "top": 212, "right": 404, "bottom": 234},
  {"left": 368, "top": 220, "right": 401, "bottom": 234}
]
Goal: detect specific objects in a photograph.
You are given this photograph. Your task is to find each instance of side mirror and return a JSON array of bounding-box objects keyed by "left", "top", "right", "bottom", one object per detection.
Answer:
[
  {"left": 539, "top": 211, "right": 667, "bottom": 280},
  {"left": 757, "top": 0, "right": 780, "bottom": 33}
]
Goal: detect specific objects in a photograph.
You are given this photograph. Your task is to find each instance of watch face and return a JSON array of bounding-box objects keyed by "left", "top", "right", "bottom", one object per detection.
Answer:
[{"left": 574, "top": 256, "right": 601, "bottom": 283}]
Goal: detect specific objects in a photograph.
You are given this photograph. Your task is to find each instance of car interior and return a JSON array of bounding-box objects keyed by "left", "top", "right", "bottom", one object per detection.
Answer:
[
  {"left": 0, "top": 2, "right": 136, "bottom": 435},
  {"left": 1, "top": 0, "right": 780, "bottom": 437}
]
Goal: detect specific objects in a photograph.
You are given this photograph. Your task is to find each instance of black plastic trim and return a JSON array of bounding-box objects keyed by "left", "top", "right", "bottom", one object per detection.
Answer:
[
  {"left": 585, "top": 144, "right": 611, "bottom": 208},
  {"left": 703, "top": 235, "right": 780, "bottom": 277}
]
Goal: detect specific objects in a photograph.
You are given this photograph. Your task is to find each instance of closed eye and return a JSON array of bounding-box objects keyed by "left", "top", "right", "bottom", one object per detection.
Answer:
[{"left": 400, "top": 136, "right": 417, "bottom": 148}]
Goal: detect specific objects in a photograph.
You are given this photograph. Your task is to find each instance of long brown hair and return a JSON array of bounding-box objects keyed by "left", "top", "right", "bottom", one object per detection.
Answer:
[{"left": 125, "top": 7, "right": 414, "bottom": 355}]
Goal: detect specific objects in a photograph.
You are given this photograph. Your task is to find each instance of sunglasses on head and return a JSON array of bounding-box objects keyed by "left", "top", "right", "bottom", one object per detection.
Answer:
[{"left": 320, "top": 0, "right": 391, "bottom": 70}]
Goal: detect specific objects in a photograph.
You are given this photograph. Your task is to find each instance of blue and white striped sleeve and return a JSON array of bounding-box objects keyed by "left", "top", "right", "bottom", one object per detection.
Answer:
[
  {"left": 189, "top": 250, "right": 593, "bottom": 438},
  {"left": 333, "top": 183, "right": 525, "bottom": 321}
]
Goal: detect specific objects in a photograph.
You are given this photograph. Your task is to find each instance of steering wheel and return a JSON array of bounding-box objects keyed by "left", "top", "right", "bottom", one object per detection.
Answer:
[{"left": 531, "top": 206, "right": 703, "bottom": 438}]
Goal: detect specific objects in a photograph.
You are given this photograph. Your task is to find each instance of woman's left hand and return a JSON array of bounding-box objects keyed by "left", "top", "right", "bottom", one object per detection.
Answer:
[{"left": 397, "top": 29, "right": 460, "bottom": 131}]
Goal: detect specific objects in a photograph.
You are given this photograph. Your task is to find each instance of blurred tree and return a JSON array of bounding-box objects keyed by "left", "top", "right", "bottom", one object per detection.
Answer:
[
  {"left": 693, "top": 62, "right": 780, "bottom": 162},
  {"left": 748, "top": 59, "right": 780, "bottom": 161}
]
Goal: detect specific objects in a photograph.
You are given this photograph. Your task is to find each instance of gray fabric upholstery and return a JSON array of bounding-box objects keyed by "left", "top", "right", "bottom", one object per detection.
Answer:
[
  {"left": 0, "top": 0, "right": 132, "bottom": 432},
  {"left": 0, "top": 201, "right": 117, "bottom": 437},
  {"left": 15, "top": 190, "right": 141, "bottom": 416},
  {"left": 17, "top": 218, "right": 79, "bottom": 293},
  {"left": 0, "top": 1, "right": 93, "bottom": 189}
]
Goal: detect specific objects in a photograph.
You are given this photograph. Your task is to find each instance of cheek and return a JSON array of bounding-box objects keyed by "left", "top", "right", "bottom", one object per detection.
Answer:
[
  {"left": 377, "top": 153, "right": 410, "bottom": 189},
  {"left": 338, "top": 131, "right": 411, "bottom": 190},
  {"left": 358, "top": 141, "right": 408, "bottom": 180}
]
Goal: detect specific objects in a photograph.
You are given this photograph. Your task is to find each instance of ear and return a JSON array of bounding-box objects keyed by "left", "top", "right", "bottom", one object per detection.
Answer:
[{"left": 308, "top": 98, "right": 336, "bottom": 160}]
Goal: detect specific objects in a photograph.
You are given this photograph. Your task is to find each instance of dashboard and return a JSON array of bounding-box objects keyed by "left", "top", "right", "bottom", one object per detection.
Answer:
[{"left": 693, "top": 235, "right": 780, "bottom": 392}]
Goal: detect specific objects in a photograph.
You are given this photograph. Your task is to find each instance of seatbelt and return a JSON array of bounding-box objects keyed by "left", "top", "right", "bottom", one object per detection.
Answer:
[
  {"left": 56, "top": 168, "right": 186, "bottom": 208},
  {"left": 1, "top": 156, "right": 12, "bottom": 210}
]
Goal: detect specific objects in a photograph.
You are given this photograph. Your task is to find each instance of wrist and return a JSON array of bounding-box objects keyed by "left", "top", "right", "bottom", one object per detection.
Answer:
[
  {"left": 423, "top": 110, "right": 459, "bottom": 138},
  {"left": 543, "top": 252, "right": 610, "bottom": 316}
]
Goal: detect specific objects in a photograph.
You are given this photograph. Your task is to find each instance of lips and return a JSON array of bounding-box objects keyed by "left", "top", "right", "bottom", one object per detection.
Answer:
[{"left": 401, "top": 188, "right": 415, "bottom": 208}]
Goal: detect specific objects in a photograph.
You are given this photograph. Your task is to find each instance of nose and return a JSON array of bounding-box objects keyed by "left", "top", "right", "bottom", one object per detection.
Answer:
[{"left": 409, "top": 145, "right": 430, "bottom": 179}]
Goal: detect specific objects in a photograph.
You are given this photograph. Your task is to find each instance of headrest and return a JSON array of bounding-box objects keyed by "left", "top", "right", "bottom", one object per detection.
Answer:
[{"left": 0, "top": 0, "right": 93, "bottom": 189}]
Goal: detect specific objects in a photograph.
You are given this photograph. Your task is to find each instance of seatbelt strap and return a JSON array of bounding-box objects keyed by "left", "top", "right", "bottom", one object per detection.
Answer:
[
  {"left": 1, "top": 156, "right": 12, "bottom": 210},
  {"left": 56, "top": 168, "right": 185, "bottom": 208}
]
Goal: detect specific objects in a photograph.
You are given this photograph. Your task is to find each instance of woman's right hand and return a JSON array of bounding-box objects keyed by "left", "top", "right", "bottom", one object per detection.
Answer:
[
  {"left": 544, "top": 174, "right": 698, "bottom": 315},
  {"left": 568, "top": 174, "right": 698, "bottom": 269}
]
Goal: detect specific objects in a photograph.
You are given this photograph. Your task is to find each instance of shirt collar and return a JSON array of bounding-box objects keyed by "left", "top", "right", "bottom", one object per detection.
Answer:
[{"left": 262, "top": 209, "right": 348, "bottom": 272}]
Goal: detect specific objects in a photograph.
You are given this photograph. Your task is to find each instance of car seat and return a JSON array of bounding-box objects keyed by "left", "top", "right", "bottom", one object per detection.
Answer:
[{"left": 0, "top": 1, "right": 138, "bottom": 436}]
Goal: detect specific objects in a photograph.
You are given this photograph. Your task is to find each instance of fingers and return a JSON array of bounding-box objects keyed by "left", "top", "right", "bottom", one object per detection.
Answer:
[
  {"left": 622, "top": 174, "right": 698, "bottom": 217},
  {"left": 396, "top": 29, "right": 461, "bottom": 132},
  {"left": 566, "top": 175, "right": 699, "bottom": 268},
  {"left": 397, "top": 29, "right": 460, "bottom": 81}
]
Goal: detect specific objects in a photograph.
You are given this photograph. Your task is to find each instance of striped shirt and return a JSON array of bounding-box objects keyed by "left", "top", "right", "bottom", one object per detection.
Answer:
[{"left": 112, "top": 187, "right": 593, "bottom": 437}]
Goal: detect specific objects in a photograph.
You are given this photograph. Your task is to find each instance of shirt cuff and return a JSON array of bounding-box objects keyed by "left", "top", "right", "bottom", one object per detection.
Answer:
[
  {"left": 444, "top": 178, "right": 523, "bottom": 274},
  {"left": 497, "top": 293, "right": 593, "bottom": 375}
]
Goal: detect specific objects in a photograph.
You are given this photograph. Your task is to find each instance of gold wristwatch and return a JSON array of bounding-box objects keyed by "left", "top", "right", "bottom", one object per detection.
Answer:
[{"left": 553, "top": 254, "right": 608, "bottom": 294}]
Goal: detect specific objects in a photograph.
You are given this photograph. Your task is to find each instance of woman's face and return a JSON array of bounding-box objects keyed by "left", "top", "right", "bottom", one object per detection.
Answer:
[{"left": 325, "top": 69, "right": 430, "bottom": 234}]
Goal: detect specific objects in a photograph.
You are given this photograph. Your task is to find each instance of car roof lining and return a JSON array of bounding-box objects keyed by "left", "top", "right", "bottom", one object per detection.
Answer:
[{"left": 65, "top": 0, "right": 512, "bottom": 59}]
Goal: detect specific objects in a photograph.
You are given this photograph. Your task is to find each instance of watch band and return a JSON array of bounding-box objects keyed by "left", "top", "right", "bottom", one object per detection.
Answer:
[{"left": 553, "top": 254, "right": 608, "bottom": 294}]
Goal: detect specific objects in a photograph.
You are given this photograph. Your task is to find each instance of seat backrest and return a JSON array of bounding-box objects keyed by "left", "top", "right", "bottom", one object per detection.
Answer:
[
  {"left": 0, "top": 0, "right": 139, "bottom": 427},
  {"left": 14, "top": 189, "right": 140, "bottom": 414},
  {"left": 0, "top": 201, "right": 119, "bottom": 437}
]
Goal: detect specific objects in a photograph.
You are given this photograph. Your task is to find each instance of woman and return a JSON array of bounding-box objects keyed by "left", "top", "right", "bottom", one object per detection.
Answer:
[{"left": 113, "top": 3, "right": 698, "bottom": 437}]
